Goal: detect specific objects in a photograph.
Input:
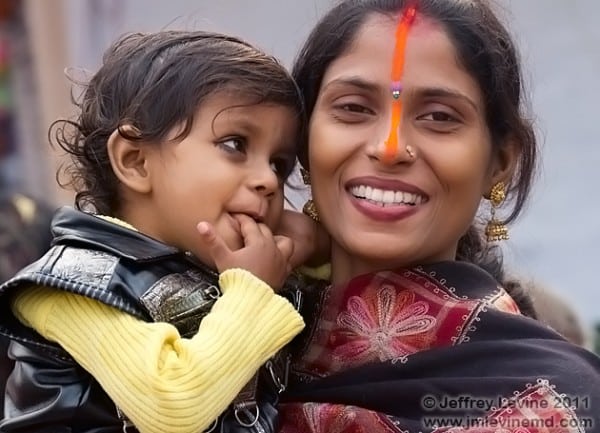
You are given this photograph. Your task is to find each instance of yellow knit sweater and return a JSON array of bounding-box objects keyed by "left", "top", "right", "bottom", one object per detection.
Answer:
[{"left": 11, "top": 269, "right": 304, "bottom": 433}]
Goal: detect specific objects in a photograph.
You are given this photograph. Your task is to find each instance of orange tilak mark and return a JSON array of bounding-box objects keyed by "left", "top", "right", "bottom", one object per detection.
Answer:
[
  {"left": 384, "top": 6, "right": 417, "bottom": 161},
  {"left": 385, "top": 98, "right": 403, "bottom": 160}
]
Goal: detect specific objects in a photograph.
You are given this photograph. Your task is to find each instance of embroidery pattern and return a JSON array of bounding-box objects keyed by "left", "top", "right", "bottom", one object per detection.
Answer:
[
  {"left": 332, "top": 286, "right": 436, "bottom": 366},
  {"left": 296, "top": 269, "right": 488, "bottom": 376},
  {"left": 432, "top": 380, "right": 585, "bottom": 433},
  {"left": 279, "top": 403, "right": 402, "bottom": 433},
  {"left": 280, "top": 381, "right": 585, "bottom": 433}
]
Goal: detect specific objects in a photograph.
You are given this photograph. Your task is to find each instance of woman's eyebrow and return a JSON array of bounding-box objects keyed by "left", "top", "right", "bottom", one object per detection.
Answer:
[
  {"left": 321, "top": 76, "right": 381, "bottom": 94},
  {"left": 409, "top": 86, "right": 479, "bottom": 112}
]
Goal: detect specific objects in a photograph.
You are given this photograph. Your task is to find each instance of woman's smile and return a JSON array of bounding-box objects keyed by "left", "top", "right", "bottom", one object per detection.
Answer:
[{"left": 345, "top": 175, "right": 428, "bottom": 222}]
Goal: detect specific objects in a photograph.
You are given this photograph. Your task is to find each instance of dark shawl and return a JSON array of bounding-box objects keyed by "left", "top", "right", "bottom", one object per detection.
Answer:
[{"left": 279, "top": 262, "right": 600, "bottom": 432}]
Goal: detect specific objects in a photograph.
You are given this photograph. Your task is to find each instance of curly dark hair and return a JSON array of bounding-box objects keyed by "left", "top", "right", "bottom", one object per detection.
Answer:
[
  {"left": 292, "top": 0, "right": 539, "bottom": 316},
  {"left": 52, "top": 30, "right": 304, "bottom": 215}
]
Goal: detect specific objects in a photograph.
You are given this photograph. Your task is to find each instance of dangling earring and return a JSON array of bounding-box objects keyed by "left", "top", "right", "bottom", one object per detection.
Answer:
[
  {"left": 300, "top": 168, "right": 319, "bottom": 222},
  {"left": 485, "top": 181, "right": 509, "bottom": 242}
]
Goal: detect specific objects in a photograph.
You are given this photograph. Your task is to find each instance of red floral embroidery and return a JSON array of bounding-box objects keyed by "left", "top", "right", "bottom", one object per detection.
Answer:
[
  {"left": 295, "top": 270, "right": 484, "bottom": 376},
  {"left": 433, "top": 381, "right": 585, "bottom": 433},
  {"left": 332, "top": 286, "right": 436, "bottom": 365},
  {"left": 279, "top": 382, "right": 585, "bottom": 433},
  {"left": 279, "top": 403, "right": 400, "bottom": 433}
]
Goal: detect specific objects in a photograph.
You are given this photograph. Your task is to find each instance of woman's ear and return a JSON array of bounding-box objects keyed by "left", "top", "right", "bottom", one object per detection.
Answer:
[
  {"left": 107, "top": 126, "right": 152, "bottom": 194},
  {"left": 485, "top": 137, "right": 520, "bottom": 196}
]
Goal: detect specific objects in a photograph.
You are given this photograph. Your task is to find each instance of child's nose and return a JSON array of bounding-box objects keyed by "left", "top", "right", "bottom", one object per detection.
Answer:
[{"left": 250, "top": 164, "right": 278, "bottom": 198}]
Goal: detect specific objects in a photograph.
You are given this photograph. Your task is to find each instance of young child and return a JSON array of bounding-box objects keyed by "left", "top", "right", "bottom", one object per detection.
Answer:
[{"left": 0, "top": 30, "right": 310, "bottom": 433}]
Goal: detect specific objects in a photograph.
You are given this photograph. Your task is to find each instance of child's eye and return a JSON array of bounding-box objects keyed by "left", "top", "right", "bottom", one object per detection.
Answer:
[{"left": 218, "top": 137, "right": 246, "bottom": 154}]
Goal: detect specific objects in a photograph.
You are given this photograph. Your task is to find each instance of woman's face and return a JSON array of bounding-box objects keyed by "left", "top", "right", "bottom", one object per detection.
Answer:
[{"left": 308, "top": 13, "right": 508, "bottom": 282}]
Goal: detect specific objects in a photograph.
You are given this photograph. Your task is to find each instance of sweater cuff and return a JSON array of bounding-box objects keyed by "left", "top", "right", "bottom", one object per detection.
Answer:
[
  {"left": 218, "top": 268, "right": 273, "bottom": 296},
  {"left": 216, "top": 268, "right": 305, "bottom": 351}
]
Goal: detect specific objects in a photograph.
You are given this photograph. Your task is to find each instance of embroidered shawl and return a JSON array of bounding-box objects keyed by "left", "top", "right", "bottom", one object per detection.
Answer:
[{"left": 279, "top": 261, "right": 600, "bottom": 432}]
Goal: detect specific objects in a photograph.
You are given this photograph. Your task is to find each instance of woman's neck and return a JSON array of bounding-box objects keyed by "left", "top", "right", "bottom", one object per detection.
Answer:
[
  {"left": 329, "top": 242, "right": 458, "bottom": 286},
  {"left": 330, "top": 243, "right": 401, "bottom": 286}
]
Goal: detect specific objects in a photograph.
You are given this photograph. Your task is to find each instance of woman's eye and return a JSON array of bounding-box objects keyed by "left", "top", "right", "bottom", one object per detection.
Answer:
[
  {"left": 218, "top": 137, "right": 246, "bottom": 153},
  {"left": 330, "top": 102, "right": 374, "bottom": 124},
  {"left": 416, "top": 109, "right": 462, "bottom": 133},
  {"left": 418, "top": 111, "right": 457, "bottom": 122},
  {"left": 337, "top": 103, "right": 373, "bottom": 114}
]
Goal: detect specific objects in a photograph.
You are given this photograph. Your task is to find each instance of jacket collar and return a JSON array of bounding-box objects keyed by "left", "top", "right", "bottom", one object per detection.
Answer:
[{"left": 51, "top": 206, "right": 203, "bottom": 266}]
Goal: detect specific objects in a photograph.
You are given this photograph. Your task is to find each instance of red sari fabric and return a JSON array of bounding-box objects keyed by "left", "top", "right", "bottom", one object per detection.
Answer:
[{"left": 279, "top": 262, "right": 600, "bottom": 432}]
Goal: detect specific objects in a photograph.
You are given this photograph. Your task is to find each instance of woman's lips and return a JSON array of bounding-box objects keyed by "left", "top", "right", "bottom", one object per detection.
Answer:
[{"left": 345, "top": 176, "right": 428, "bottom": 222}]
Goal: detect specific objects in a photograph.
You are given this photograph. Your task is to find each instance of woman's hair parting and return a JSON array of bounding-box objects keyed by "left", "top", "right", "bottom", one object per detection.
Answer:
[
  {"left": 52, "top": 30, "right": 304, "bottom": 215},
  {"left": 292, "top": 0, "right": 538, "bottom": 315}
]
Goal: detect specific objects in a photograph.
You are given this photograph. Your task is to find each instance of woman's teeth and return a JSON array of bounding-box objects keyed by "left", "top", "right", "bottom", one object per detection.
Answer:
[{"left": 350, "top": 185, "right": 425, "bottom": 207}]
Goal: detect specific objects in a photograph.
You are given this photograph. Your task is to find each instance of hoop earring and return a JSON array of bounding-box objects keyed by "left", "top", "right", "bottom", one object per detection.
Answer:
[
  {"left": 485, "top": 181, "right": 508, "bottom": 242},
  {"left": 300, "top": 168, "right": 319, "bottom": 222}
]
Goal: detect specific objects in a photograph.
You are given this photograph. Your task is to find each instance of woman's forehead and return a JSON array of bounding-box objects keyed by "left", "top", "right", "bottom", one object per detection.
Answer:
[{"left": 320, "top": 13, "right": 481, "bottom": 106}]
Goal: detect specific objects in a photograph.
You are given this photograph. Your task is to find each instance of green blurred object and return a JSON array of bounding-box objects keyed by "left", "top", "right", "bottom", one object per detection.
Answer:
[
  {"left": 0, "top": 36, "right": 12, "bottom": 111},
  {"left": 594, "top": 323, "right": 600, "bottom": 355}
]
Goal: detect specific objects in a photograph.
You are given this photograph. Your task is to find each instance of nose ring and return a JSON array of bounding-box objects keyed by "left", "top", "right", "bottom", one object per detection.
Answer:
[{"left": 406, "top": 145, "right": 415, "bottom": 159}]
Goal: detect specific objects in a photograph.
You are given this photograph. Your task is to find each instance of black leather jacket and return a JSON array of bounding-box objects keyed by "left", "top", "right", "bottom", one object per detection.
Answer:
[{"left": 0, "top": 207, "right": 297, "bottom": 433}]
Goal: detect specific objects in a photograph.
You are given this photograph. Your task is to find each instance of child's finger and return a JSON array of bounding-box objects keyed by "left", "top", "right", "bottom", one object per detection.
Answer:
[
  {"left": 235, "top": 214, "right": 262, "bottom": 245},
  {"left": 196, "top": 222, "right": 231, "bottom": 264},
  {"left": 256, "top": 222, "right": 274, "bottom": 240}
]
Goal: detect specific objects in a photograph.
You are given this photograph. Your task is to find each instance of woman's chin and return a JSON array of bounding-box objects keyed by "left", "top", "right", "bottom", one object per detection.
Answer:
[{"left": 337, "top": 237, "right": 418, "bottom": 265}]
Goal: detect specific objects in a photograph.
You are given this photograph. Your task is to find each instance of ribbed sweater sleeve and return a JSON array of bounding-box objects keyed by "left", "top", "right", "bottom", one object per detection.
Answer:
[{"left": 11, "top": 268, "right": 304, "bottom": 433}]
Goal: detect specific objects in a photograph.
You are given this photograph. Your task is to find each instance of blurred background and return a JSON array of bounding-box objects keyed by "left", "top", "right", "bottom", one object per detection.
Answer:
[{"left": 1, "top": 0, "right": 598, "bottom": 345}]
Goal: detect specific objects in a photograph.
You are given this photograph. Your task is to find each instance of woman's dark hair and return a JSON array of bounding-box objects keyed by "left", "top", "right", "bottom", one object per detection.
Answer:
[
  {"left": 53, "top": 30, "right": 304, "bottom": 215},
  {"left": 292, "top": 0, "right": 538, "bottom": 316}
]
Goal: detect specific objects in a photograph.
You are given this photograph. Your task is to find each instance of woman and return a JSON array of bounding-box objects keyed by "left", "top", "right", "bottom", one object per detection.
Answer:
[{"left": 279, "top": 0, "right": 600, "bottom": 431}]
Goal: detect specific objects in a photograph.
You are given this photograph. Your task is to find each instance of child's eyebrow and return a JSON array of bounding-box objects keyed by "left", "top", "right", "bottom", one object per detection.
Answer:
[{"left": 213, "top": 111, "right": 260, "bottom": 135}]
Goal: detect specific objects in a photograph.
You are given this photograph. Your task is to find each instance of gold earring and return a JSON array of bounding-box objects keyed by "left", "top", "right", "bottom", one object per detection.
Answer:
[
  {"left": 485, "top": 181, "right": 508, "bottom": 242},
  {"left": 300, "top": 168, "right": 319, "bottom": 222},
  {"left": 303, "top": 200, "right": 320, "bottom": 222}
]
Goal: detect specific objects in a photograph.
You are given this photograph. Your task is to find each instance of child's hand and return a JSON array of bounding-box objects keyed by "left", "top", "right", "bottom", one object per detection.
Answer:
[
  {"left": 196, "top": 214, "right": 294, "bottom": 291},
  {"left": 276, "top": 210, "right": 330, "bottom": 269}
]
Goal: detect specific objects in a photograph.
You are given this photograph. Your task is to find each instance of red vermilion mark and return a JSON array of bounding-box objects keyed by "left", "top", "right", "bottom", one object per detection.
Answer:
[{"left": 384, "top": 5, "right": 417, "bottom": 161}]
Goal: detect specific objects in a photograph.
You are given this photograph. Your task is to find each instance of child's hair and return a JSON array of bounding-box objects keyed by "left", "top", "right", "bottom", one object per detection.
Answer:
[{"left": 52, "top": 30, "right": 304, "bottom": 215}]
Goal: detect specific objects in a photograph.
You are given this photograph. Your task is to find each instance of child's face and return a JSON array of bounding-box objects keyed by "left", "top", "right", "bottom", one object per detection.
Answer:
[{"left": 140, "top": 91, "right": 298, "bottom": 266}]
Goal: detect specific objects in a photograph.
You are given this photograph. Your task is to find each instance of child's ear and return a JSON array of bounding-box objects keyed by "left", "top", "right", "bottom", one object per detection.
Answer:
[{"left": 107, "top": 126, "right": 152, "bottom": 194}]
